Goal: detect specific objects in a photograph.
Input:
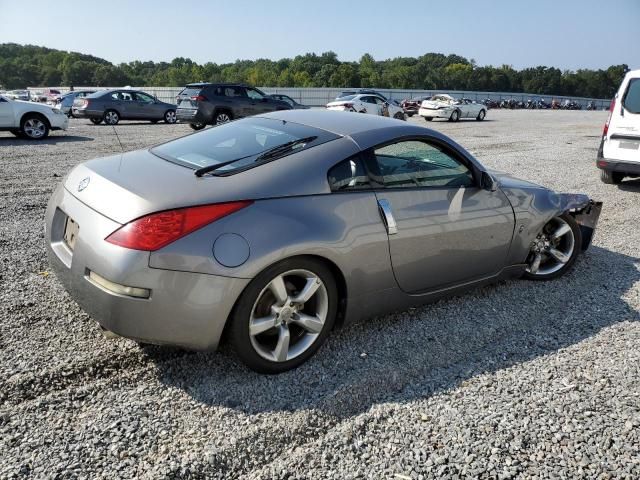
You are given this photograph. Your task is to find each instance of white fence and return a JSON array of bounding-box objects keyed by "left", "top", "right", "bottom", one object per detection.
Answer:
[{"left": 29, "top": 86, "right": 611, "bottom": 109}]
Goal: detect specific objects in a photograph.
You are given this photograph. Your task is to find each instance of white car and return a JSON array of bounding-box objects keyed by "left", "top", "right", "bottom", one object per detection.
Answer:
[
  {"left": 597, "top": 69, "right": 640, "bottom": 184},
  {"left": 418, "top": 94, "right": 487, "bottom": 122},
  {"left": 326, "top": 94, "right": 406, "bottom": 120},
  {"left": 0, "top": 95, "right": 69, "bottom": 139}
]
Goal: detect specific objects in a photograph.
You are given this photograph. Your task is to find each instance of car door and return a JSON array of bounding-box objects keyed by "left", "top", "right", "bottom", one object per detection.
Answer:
[
  {"left": 222, "top": 86, "right": 251, "bottom": 118},
  {"left": 366, "top": 138, "right": 515, "bottom": 293},
  {"left": 360, "top": 96, "right": 381, "bottom": 115},
  {"left": 245, "top": 87, "right": 273, "bottom": 114},
  {"left": 0, "top": 96, "right": 15, "bottom": 126},
  {"left": 108, "top": 91, "right": 131, "bottom": 118},
  {"left": 133, "top": 92, "right": 161, "bottom": 120}
]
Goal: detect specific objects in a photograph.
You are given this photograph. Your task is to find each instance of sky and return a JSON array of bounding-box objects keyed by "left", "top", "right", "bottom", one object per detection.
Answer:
[{"left": 0, "top": 0, "right": 638, "bottom": 70}]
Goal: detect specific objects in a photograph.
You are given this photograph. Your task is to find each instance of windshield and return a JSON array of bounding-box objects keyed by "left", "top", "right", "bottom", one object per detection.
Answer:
[{"left": 150, "top": 117, "right": 339, "bottom": 175}]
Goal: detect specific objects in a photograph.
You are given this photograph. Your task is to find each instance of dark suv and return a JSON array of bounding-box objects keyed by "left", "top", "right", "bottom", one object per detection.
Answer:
[{"left": 176, "top": 83, "right": 291, "bottom": 129}]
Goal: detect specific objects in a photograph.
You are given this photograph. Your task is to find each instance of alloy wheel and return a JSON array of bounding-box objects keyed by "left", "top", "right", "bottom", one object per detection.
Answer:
[
  {"left": 526, "top": 216, "right": 576, "bottom": 276},
  {"left": 165, "top": 110, "right": 177, "bottom": 124},
  {"left": 23, "top": 118, "right": 46, "bottom": 138},
  {"left": 249, "top": 269, "right": 328, "bottom": 362},
  {"left": 215, "top": 113, "right": 231, "bottom": 125}
]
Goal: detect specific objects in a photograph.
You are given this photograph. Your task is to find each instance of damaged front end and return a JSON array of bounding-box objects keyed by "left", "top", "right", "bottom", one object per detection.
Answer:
[{"left": 558, "top": 193, "right": 603, "bottom": 251}]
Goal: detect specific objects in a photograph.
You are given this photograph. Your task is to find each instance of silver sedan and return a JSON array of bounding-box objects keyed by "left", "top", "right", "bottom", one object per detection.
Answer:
[{"left": 46, "top": 110, "right": 602, "bottom": 373}]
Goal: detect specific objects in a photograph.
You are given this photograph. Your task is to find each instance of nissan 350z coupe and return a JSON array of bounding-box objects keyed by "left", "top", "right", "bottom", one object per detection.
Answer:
[{"left": 46, "top": 110, "right": 602, "bottom": 373}]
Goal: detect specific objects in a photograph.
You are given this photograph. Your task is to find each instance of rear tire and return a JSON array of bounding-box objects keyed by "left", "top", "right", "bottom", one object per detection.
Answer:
[
  {"left": 189, "top": 123, "right": 205, "bottom": 130},
  {"left": 476, "top": 109, "right": 486, "bottom": 121},
  {"left": 394, "top": 112, "right": 406, "bottom": 121},
  {"left": 229, "top": 258, "right": 338, "bottom": 374},
  {"left": 103, "top": 110, "right": 120, "bottom": 125},
  {"left": 600, "top": 169, "right": 623, "bottom": 184}
]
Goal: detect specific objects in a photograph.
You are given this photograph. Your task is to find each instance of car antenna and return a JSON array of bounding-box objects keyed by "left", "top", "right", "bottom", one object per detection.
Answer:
[{"left": 111, "top": 124, "right": 125, "bottom": 153}]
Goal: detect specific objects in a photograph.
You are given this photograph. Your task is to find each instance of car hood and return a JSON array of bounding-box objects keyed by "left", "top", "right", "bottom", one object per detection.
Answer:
[
  {"left": 490, "top": 169, "right": 591, "bottom": 214},
  {"left": 14, "top": 100, "right": 57, "bottom": 114}
]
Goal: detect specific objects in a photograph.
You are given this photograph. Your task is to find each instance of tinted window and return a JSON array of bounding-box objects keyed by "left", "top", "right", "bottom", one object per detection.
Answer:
[
  {"left": 151, "top": 117, "right": 339, "bottom": 174},
  {"left": 328, "top": 156, "right": 370, "bottom": 191},
  {"left": 246, "top": 88, "right": 265, "bottom": 100},
  {"left": 111, "top": 91, "right": 134, "bottom": 101},
  {"left": 623, "top": 78, "right": 640, "bottom": 114},
  {"left": 179, "top": 87, "right": 204, "bottom": 98},
  {"left": 135, "top": 92, "right": 154, "bottom": 102},
  {"left": 370, "top": 140, "right": 474, "bottom": 188},
  {"left": 222, "top": 86, "right": 246, "bottom": 98}
]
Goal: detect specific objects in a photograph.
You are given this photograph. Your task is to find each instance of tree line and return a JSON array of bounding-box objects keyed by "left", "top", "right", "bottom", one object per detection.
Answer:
[{"left": 0, "top": 43, "right": 628, "bottom": 99}]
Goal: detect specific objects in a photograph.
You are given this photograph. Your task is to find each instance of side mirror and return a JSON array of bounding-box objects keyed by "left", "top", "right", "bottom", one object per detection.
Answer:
[{"left": 481, "top": 171, "right": 497, "bottom": 191}]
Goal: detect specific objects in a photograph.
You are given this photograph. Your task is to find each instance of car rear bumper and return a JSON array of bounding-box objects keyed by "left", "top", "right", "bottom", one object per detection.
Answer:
[
  {"left": 45, "top": 183, "right": 250, "bottom": 350},
  {"left": 176, "top": 108, "right": 206, "bottom": 124},
  {"left": 418, "top": 107, "right": 450, "bottom": 118},
  {"left": 72, "top": 108, "right": 103, "bottom": 119},
  {"left": 596, "top": 138, "right": 640, "bottom": 175}
]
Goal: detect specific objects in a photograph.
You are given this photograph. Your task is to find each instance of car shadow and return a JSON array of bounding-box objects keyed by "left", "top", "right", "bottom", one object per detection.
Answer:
[
  {"left": 618, "top": 178, "right": 640, "bottom": 192},
  {"left": 148, "top": 245, "right": 638, "bottom": 419},
  {"left": 0, "top": 135, "right": 93, "bottom": 145}
]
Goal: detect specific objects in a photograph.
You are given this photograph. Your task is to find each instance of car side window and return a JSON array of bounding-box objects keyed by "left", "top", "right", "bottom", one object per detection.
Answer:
[
  {"left": 328, "top": 155, "right": 371, "bottom": 191},
  {"left": 135, "top": 92, "right": 154, "bottom": 103},
  {"left": 246, "top": 89, "right": 265, "bottom": 100},
  {"left": 223, "top": 87, "right": 246, "bottom": 98},
  {"left": 369, "top": 140, "right": 475, "bottom": 189},
  {"left": 623, "top": 78, "right": 640, "bottom": 114}
]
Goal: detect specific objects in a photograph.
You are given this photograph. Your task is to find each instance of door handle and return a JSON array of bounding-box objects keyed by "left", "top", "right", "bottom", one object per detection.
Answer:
[{"left": 377, "top": 199, "right": 398, "bottom": 235}]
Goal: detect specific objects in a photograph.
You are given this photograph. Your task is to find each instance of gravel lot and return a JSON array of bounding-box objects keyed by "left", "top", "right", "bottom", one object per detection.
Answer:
[{"left": 1, "top": 110, "right": 639, "bottom": 479}]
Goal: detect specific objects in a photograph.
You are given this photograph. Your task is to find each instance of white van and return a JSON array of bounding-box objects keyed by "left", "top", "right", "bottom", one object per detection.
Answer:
[{"left": 597, "top": 69, "right": 640, "bottom": 184}]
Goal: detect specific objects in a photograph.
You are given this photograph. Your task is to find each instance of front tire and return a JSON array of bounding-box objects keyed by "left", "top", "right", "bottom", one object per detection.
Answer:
[
  {"left": 21, "top": 114, "right": 50, "bottom": 139},
  {"left": 229, "top": 258, "right": 338, "bottom": 374},
  {"left": 449, "top": 109, "right": 460, "bottom": 122},
  {"left": 523, "top": 214, "right": 581, "bottom": 281},
  {"left": 103, "top": 110, "right": 120, "bottom": 125},
  {"left": 214, "top": 110, "right": 232, "bottom": 125},
  {"left": 164, "top": 109, "right": 177, "bottom": 124},
  {"left": 600, "top": 169, "right": 623, "bottom": 184}
]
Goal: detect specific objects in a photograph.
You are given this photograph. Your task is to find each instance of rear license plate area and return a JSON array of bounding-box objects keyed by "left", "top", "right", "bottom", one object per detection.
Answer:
[
  {"left": 619, "top": 140, "right": 640, "bottom": 150},
  {"left": 64, "top": 216, "right": 80, "bottom": 251}
]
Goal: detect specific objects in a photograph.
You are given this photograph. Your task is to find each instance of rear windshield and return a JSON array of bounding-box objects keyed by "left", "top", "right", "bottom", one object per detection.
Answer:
[
  {"left": 623, "top": 78, "right": 640, "bottom": 114},
  {"left": 150, "top": 117, "right": 339, "bottom": 175},
  {"left": 178, "top": 87, "right": 204, "bottom": 97},
  {"left": 336, "top": 95, "right": 357, "bottom": 101}
]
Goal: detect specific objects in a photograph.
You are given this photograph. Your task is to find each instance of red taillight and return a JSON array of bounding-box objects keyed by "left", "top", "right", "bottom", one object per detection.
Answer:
[
  {"left": 105, "top": 201, "right": 252, "bottom": 251},
  {"left": 603, "top": 98, "right": 615, "bottom": 136},
  {"left": 190, "top": 95, "right": 207, "bottom": 101}
]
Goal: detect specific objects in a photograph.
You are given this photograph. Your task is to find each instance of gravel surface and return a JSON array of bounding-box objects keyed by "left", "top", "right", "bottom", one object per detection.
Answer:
[{"left": 1, "top": 110, "right": 638, "bottom": 479}]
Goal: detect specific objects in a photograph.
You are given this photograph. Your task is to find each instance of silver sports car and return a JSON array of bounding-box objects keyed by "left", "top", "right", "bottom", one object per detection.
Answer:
[{"left": 46, "top": 110, "right": 602, "bottom": 373}]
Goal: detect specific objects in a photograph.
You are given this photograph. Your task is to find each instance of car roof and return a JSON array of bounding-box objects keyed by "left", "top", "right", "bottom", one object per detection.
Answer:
[{"left": 256, "top": 109, "right": 443, "bottom": 146}]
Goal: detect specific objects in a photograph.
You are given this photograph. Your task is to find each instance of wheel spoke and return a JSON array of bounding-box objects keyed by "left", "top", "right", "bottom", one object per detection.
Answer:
[
  {"left": 548, "top": 248, "right": 570, "bottom": 264},
  {"left": 291, "top": 312, "right": 324, "bottom": 333},
  {"left": 291, "top": 276, "right": 321, "bottom": 304},
  {"left": 551, "top": 223, "right": 571, "bottom": 240},
  {"left": 249, "top": 314, "right": 278, "bottom": 336},
  {"left": 268, "top": 275, "right": 288, "bottom": 305},
  {"left": 273, "top": 325, "right": 290, "bottom": 362},
  {"left": 529, "top": 253, "right": 542, "bottom": 273}
]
